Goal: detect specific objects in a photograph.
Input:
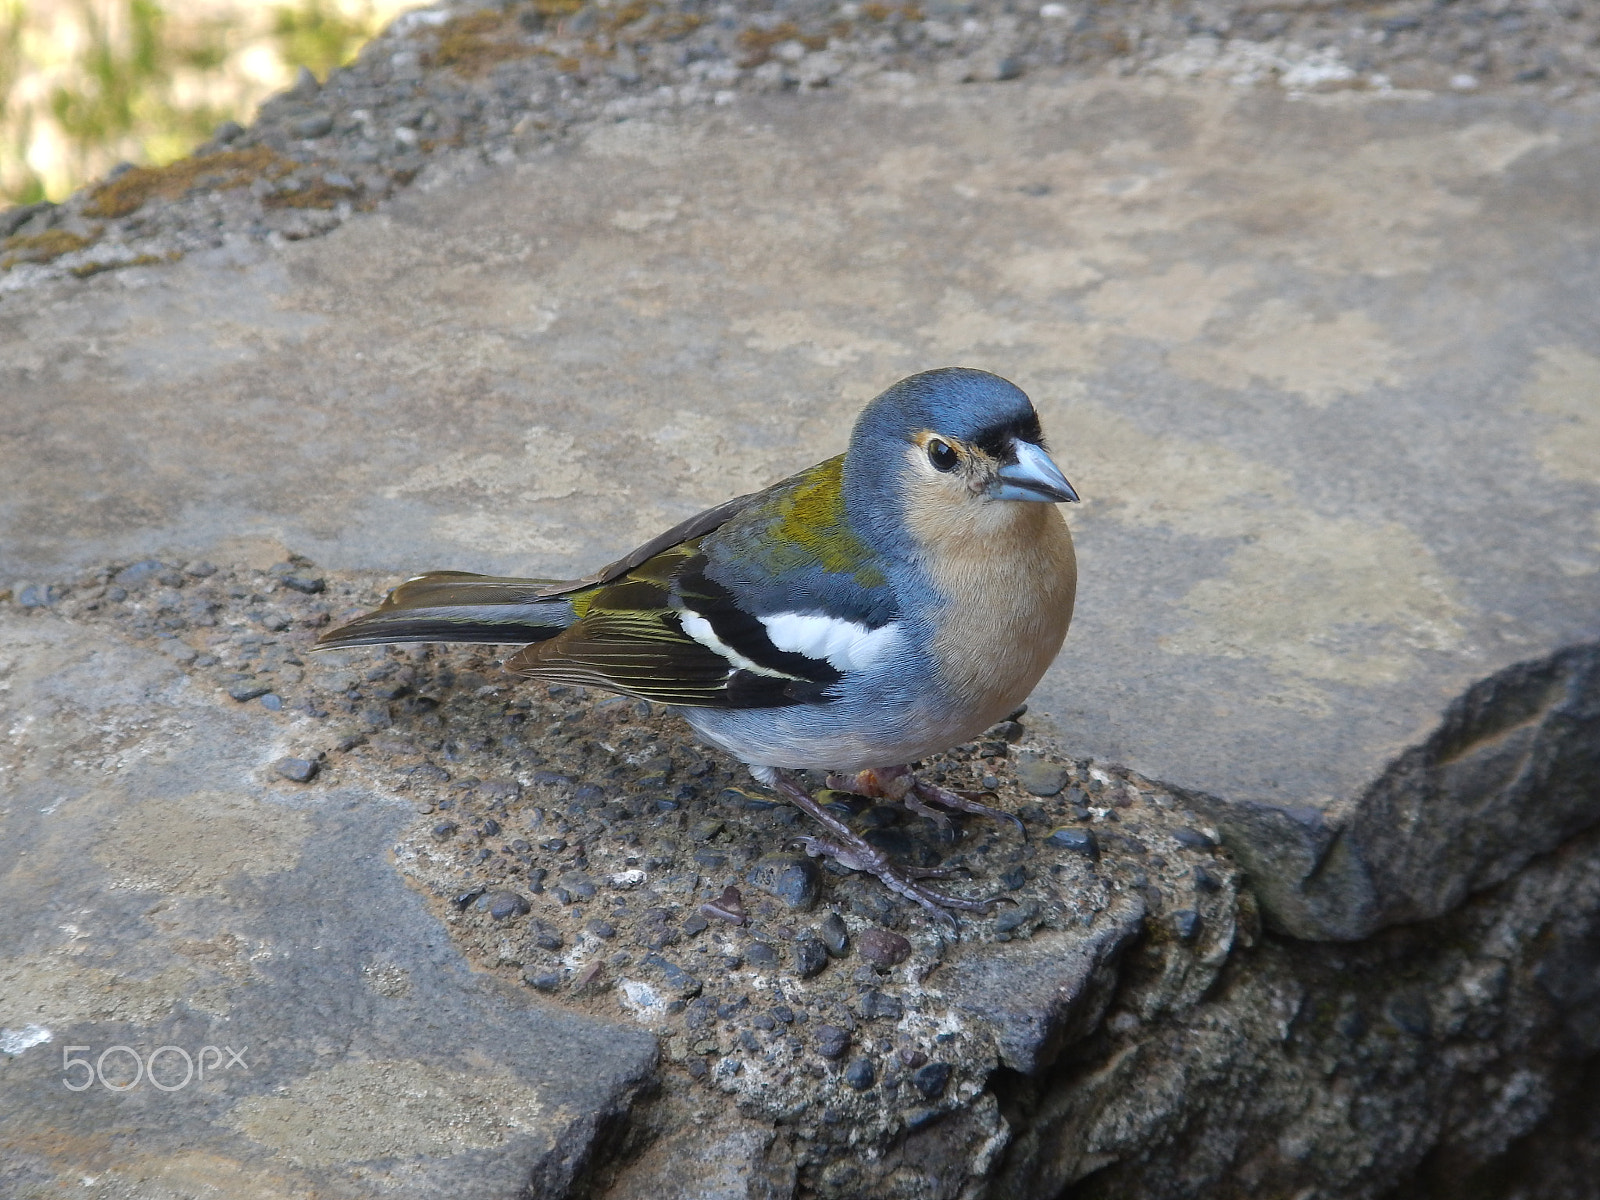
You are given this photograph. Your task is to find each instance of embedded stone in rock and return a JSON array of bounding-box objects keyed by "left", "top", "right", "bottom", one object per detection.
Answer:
[
  {"left": 274, "top": 756, "right": 318, "bottom": 783},
  {"left": 1046, "top": 828, "right": 1099, "bottom": 859},
  {"left": 701, "top": 885, "right": 746, "bottom": 925},
  {"left": 747, "top": 853, "right": 821, "bottom": 910},
  {"left": 913, "top": 1061, "right": 953, "bottom": 1100},
  {"left": 794, "top": 937, "right": 829, "bottom": 979},
  {"left": 814, "top": 1025, "right": 850, "bottom": 1060},
  {"left": 487, "top": 890, "right": 530, "bottom": 921},
  {"left": 857, "top": 928, "right": 911, "bottom": 966},
  {"left": 858, "top": 990, "right": 904, "bottom": 1021},
  {"left": 819, "top": 912, "right": 849, "bottom": 957},
  {"left": 944, "top": 897, "right": 1145, "bottom": 1074},
  {"left": 844, "top": 1059, "right": 876, "bottom": 1090},
  {"left": 642, "top": 954, "right": 702, "bottom": 998},
  {"left": 1016, "top": 758, "right": 1071, "bottom": 797}
]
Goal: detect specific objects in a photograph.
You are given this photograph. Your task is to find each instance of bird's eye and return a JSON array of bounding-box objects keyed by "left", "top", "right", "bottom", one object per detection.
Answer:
[{"left": 927, "top": 439, "right": 959, "bottom": 472}]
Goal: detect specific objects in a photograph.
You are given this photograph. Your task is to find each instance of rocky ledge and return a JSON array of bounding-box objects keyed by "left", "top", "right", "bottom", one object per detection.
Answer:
[{"left": 2, "top": 556, "right": 1598, "bottom": 1198}]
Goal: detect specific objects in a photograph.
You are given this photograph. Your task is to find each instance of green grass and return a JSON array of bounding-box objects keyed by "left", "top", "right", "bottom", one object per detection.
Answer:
[{"left": 1, "top": 0, "right": 396, "bottom": 207}]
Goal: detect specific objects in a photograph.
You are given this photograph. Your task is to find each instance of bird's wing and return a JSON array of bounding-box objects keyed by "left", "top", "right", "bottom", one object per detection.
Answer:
[
  {"left": 508, "top": 457, "right": 901, "bottom": 709},
  {"left": 530, "top": 492, "right": 761, "bottom": 598}
]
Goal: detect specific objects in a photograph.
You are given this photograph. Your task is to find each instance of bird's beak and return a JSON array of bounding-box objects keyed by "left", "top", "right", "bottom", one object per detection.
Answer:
[{"left": 989, "top": 440, "right": 1080, "bottom": 503}]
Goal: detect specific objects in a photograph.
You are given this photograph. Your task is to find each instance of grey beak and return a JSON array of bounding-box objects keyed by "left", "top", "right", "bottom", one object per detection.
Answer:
[{"left": 989, "top": 440, "right": 1080, "bottom": 503}]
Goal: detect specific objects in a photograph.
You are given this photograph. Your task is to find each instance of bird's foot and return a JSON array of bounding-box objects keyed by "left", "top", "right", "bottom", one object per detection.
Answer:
[
  {"left": 772, "top": 770, "right": 1002, "bottom": 931},
  {"left": 825, "top": 765, "right": 1025, "bottom": 837}
]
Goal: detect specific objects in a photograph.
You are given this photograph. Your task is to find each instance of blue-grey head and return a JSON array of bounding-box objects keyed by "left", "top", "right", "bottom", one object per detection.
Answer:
[{"left": 843, "top": 367, "right": 1078, "bottom": 554}]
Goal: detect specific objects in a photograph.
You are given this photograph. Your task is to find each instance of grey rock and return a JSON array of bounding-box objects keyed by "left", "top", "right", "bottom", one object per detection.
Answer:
[
  {"left": 945, "top": 896, "right": 1146, "bottom": 1074},
  {"left": 794, "top": 937, "right": 829, "bottom": 979},
  {"left": 114, "top": 560, "right": 165, "bottom": 587},
  {"left": 274, "top": 755, "right": 318, "bottom": 783},
  {"left": 281, "top": 572, "right": 325, "bottom": 594},
  {"left": 858, "top": 989, "right": 904, "bottom": 1021},
  {"left": 1016, "top": 758, "right": 1071, "bottom": 797},
  {"left": 814, "top": 1025, "right": 850, "bottom": 1060},
  {"left": 844, "top": 1058, "right": 876, "bottom": 1090},
  {"left": 486, "top": 890, "right": 530, "bottom": 921},
  {"left": 292, "top": 112, "right": 335, "bottom": 140},
  {"left": 819, "top": 912, "right": 849, "bottom": 957},
  {"left": 1045, "top": 827, "right": 1099, "bottom": 859},
  {"left": 227, "top": 680, "right": 270, "bottom": 702},
  {"left": 746, "top": 852, "right": 822, "bottom": 910},
  {"left": 641, "top": 954, "right": 702, "bottom": 998},
  {"left": 912, "top": 1061, "right": 952, "bottom": 1099},
  {"left": 15, "top": 583, "right": 63, "bottom": 608},
  {"left": 745, "top": 941, "right": 778, "bottom": 966}
]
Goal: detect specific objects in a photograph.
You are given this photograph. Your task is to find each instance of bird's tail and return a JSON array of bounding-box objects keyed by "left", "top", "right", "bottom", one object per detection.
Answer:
[{"left": 315, "top": 571, "right": 583, "bottom": 650}]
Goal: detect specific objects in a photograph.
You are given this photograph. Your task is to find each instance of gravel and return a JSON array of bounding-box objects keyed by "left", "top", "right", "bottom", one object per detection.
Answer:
[{"left": 6, "top": 0, "right": 1596, "bottom": 294}]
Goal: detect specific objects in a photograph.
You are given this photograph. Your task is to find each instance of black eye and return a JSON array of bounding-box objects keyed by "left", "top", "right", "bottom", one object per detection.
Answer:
[{"left": 927, "top": 439, "right": 959, "bottom": 472}]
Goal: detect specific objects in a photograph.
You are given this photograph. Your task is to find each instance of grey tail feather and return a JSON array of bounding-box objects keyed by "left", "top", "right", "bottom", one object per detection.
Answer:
[{"left": 315, "top": 571, "right": 580, "bottom": 650}]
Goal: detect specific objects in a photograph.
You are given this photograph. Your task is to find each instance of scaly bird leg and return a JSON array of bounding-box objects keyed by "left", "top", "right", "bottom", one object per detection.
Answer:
[
  {"left": 767, "top": 770, "right": 999, "bottom": 931},
  {"left": 826, "top": 765, "right": 1026, "bottom": 837}
]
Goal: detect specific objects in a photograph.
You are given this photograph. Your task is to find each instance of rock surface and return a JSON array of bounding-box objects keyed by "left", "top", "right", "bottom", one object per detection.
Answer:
[{"left": 3, "top": 1, "right": 1600, "bottom": 1197}]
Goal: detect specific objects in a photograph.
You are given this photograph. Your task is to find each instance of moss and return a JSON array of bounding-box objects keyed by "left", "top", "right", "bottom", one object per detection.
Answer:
[
  {"left": 430, "top": 9, "right": 543, "bottom": 75},
  {"left": 83, "top": 145, "right": 293, "bottom": 219},
  {"left": 69, "top": 251, "right": 172, "bottom": 279},
  {"left": 262, "top": 178, "right": 362, "bottom": 210},
  {"left": 736, "top": 20, "right": 830, "bottom": 67},
  {"left": 0, "top": 228, "right": 95, "bottom": 269},
  {"left": 860, "top": 2, "right": 922, "bottom": 22}
]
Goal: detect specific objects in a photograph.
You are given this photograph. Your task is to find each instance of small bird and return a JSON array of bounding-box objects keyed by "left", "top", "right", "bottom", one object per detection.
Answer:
[{"left": 318, "top": 367, "right": 1078, "bottom": 927}]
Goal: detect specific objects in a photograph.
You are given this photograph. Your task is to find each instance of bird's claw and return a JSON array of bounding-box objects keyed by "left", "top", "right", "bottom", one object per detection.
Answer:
[
  {"left": 822, "top": 766, "right": 1024, "bottom": 837},
  {"left": 791, "top": 834, "right": 996, "bottom": 930}
]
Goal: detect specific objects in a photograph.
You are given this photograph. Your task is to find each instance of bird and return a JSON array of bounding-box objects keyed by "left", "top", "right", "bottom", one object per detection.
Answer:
[{"left": 316, "top": 367, "right": 1079, "bottom": 928}]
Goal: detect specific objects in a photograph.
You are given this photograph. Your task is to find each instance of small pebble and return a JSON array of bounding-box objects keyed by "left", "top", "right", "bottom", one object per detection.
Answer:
[
  {"left": 523, "top": 969, "right": 561, "bottom": 992},
  {"left": 571, "top": 961, "right": 605, "bottom": 993},
  {"left": 452, "top": 886, "right": 486, "bottom": 910},
  {"left": 487, "top": 890, "right": 530, "bottom": 921},
  {"left": 1046, "top": 828, "right": 1099, "bottom": 859},
  {"left": 682, "top": 912, "right": 709, "bottom": 936},
  {"left": 858, "top": 989, "right": 904, "bottom": 1020},
  {"left": 586, "top": 920, "right": 617, "bottom": 940},
  {"left": 260, "top": 693, "right": 283, "bottom": 711},
  {"left": 746, "top": 852, "right": 821, "bottom": 910},
  {"left": 1171, "top": 910, "right": 1202, "bottom": 941},
  {"left": 898, "top": 1046, "right": 928, "bottom": 1068},
  {"left": 701, "top": 885, "right": 747, "bottom": 925},
  {"left": 431, "top": 821, "right": 458, "bottom": 840},
  {"left": 857, "top": 928, "right": 911, "bottom": 966},
  {"left": 844, "top": 1058, "right": 876, "bottom": 1090},
  {"left": 228, "top": 680, "right": 270, "bottom": 702},
  {"left": 793, "top": 938, "right": 829, "bottom": 979},
  {"left": 274, "top": 756, "right": 318, "bottom": 783},
  {"left": 1015, "top": 758, "right": 1070, "bottom": 797},
  {"left": 745, "top": 942, "right": 778, "bottom": 966},
  {"left": 281, "top": 573, "right": 326, "bottom": 594},
  {"left": 912, "top": 1061, "right": 952, "bottom": 1099},
  {"left": 293, "top": 111, "right": 335, "bottom": 139},
  {"left": 642, "top": 954, "right": 702, "bottom": 998},
  {"left": 814, "top": 1025, "right": 850, "bottom": 1060},
  {"left": 819, "top": 912, "right": 849, "bottom": 957},
  {"left": 1172, "top": 826, "right": 1217, "bottom": 850},
  {"left": 686, "top": 1058, "right": 708, "bottom": 1080},
  {"left": 994, "top": 901, "right": 1040, "bottom": 934},
  {"left": 534, "top": 930, "right": 563, "bottom": 951}
]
